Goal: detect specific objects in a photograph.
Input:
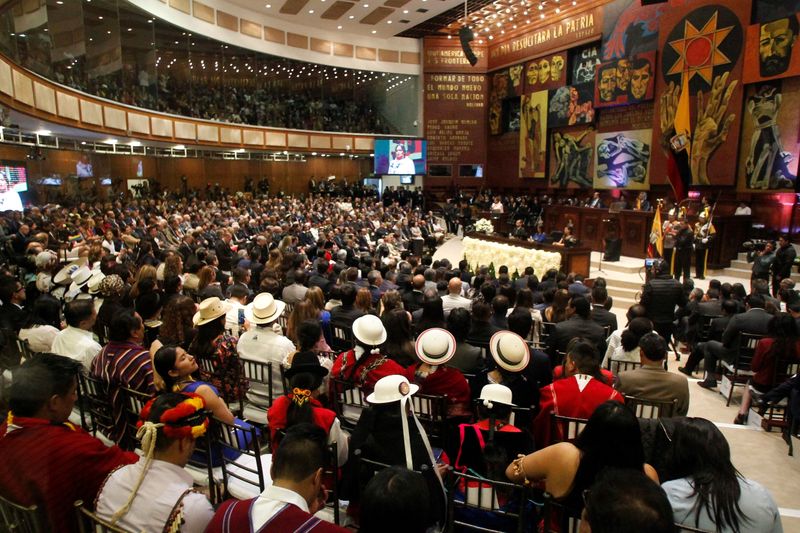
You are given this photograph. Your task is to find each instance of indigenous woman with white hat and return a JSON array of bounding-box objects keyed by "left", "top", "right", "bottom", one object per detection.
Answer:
[
  {"left": 330, "top": 314, "right": 412, "bottom": 395},
  {"left": 344, "top": 374, "right": 446, "bottom": 529},
  {"left": 478, "top": 331, "right": 535, "bottom": 417},
  {"left": 412, "top": 328, "right": 471, "bottom": 417},
  {"left": 188, "top": 297, "right": 246, "bottom": 404}
]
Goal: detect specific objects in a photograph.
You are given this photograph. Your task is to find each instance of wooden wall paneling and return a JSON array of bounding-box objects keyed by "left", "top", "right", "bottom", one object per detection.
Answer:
[
  {"left": 33, "top": 82, "right": 55, "bottom": 114},
  {"left": 0, "top": 60, "right": 13, "bottom": 96},
  {"left": 56, "top": 91, "right": 80, "bottom": 121},
  {"left": 12, "top": 69, "right": 33, "bottom": 106}
]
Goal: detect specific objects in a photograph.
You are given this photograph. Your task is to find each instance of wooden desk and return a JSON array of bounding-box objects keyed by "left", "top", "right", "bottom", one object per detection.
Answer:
[{"left": 466, "top": 232, "right": 592, "bottom": 277}]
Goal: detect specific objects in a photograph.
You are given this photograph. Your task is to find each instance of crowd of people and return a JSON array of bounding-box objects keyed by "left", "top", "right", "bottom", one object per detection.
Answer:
[
  {"left": 52, "top": 64, "right": 394, "bottom": 134},
  {"left": 0, "top": 189, "right": 793, "bottom": 533}
]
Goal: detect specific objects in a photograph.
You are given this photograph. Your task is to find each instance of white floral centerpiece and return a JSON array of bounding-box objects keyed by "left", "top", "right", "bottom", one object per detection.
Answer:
[
  {"left": 462, "top": 237, "right": 562, "bottom": 276},
  {"left": 475, "top": 218, "right": 494, "bottom": 234}
]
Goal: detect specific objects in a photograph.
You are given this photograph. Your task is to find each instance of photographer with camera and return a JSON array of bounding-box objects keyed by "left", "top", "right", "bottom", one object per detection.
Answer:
[
  {"left": 773, "top": 234, "right": 797, "bottom": 298},
  {"left": 747, "top": 240, "right": 775, "bottom": 291}
]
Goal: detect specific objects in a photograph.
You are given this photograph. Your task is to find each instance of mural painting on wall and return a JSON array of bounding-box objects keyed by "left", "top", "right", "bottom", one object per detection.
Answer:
[
  {"left": 572, "top": 44, "right": 601, "bottom": 84},
  {"left": 754, "top": 0, "right": 800, "bottom": 24},
  {"left": 524, "top": 52, "right": 568, "bottom": 93},
  {"left": 550, "top": 128, "right": 595, "bottom": 188},
  {"left": 548, "top": 84, "right": 596, "bottom": 127},
  {"left": 519, "top": 90, "right": 549, "bottom": 178},
  {"left": 594, "top": 51, "right": 657, "bottom": 107},
  {"left": 737, "top": 78, "right": 800, "bottom": 191},
  {"left": 489, "top": 70, "right": 513, "bottom": 135},
  {"left": 593, "top": 129, "right": 652, "bottom": 190},
  {"left": 743, "top": 13, "right": 800, "bottom": 83},
  {"left": 654, "top": 1, "right": 749, "bottom": 187},
  {"left": 601, "top": 0, "right": 668, "bottom": 60}
]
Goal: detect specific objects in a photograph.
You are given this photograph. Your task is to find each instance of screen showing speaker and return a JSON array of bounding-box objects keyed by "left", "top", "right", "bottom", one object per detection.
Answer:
[
  {"left": 0, "top": 161, "right": 28, "bottom": 192},
  {"left": 76, "top": 154, "right": 93, "bottom": 178},
  {"left": 374, "top": 139, "right": 427, "bottom": 176},
  {"left": 459, "top": 164, "right": 484, "bottom": 177}
]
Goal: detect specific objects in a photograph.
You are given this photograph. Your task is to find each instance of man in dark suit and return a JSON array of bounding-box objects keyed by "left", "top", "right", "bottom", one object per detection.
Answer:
[
  {"left": 367, "top": 270, "right": 384, "bottom": 305},
  {"left": 466, "top": 301, "right": 501, "bottom": 345},
  {"left": 697, "top": 293, "right": 773, "bottom": 389},
  {"left": 0, "top": 276, "right": 27, "bottom": 332},
  {"left": 402, "top": 275, "right": 426, "bottom": 312},
  {"left": 513, "top": 267, "right": 539, "bottom": 292},
  {"left": 308, "top": 261, "right": 333, "bottom": 296},
  {"left": 590, "top": 286, "right": 617, "bottom": 333},
  {"left": 330, "top": 283, "right": 365, "bottom": 326},
  {"left": 549, "top": 296, "right": 607, "bottom": 358},
  {"left": 641, "top": 258, "right": 686, "bottom": 346},
  {"left": 679, "top": 298, "right": 737, "bottom": 377}
]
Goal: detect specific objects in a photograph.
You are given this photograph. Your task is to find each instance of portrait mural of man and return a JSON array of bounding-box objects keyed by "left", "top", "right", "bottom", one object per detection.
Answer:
[
  {"left": 548, "top": 84, "right": 596, "bottom": 127},
  {"left": 519, "top": 90, "right": 549, "bottom": 178},
  {"left": 524, "top": 52, "right": 568, "bottom": 92},
  {"left": 550, "top": 129, "right": 595, "bottom": 188},
  {"left": 595, "top": 52, "right": 656, "bottom": 107},
  {"left": 572, "top": 44, "right": 600, "bottom": 84},
  {"left": 737, "top": 78, "right": 800, "bottom": 191},
  {"left": 594, "top": 129, "right": 652, "bottom": 190},
  {"left": 743, "top": 14, "right": 800, "bottom": 83}
]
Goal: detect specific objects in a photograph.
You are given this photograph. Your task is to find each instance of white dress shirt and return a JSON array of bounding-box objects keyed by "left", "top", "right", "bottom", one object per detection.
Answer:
[
  {"left": 441, "top": 293, "right": 473, "bottom": 316},
  {"left": 237, "top": 326, "right": 296, "bottom": 402},
  {"left": 251, "top": 485, "right": 310, "bottom": 531},
  {"left": 51, "top": 326, "right": 101, "bottom": 372},
  {"left": 18, "top": 325, "right": 59, "bottom": 354},
  {"left": 96, "top": 459, "right": 214, "bottom": 533}
]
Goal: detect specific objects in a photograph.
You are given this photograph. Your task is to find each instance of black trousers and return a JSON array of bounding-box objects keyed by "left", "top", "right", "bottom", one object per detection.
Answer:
[
  {"left": 695, "top": 247, "right": 708, "bottom": 278},
  {"left": 674, "top": 248, "right": 692, "bottom": 281},
  {"left": 663, "top": 248, "right": 674, "bottom": 275}
]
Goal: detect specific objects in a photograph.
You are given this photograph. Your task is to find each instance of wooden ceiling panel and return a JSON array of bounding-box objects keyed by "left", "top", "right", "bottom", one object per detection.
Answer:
[
  {"left": 360, "top": 6, "right": 393, "bottom": 25},
  {"left": 383, "top": 0, "right": 410, "bottom": 8},
  {"left": 321, "top": 1, "right": 355, "bottom": 20},
  {"left": 280, "top": 0, "right": 311, "bottom": 15}
]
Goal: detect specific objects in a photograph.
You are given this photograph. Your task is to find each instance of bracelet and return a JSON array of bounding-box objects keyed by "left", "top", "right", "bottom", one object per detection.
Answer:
[{"left": 512, "top": 455, "right": 531, "bottom": 486}]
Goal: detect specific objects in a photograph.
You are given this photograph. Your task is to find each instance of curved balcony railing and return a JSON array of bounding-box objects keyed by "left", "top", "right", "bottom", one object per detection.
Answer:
[{"left": 0, "top": 0, "right": 419, "bottom": 136}]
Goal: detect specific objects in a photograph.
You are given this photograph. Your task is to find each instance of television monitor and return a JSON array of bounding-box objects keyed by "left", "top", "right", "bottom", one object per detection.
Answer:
[
  {"left": 40, "top": 177, "right": 62, "bottom": 186},
  {"left": 459, "top": 164, "right": 484, "bottom": 177},
  {"left": 400, "top": 175, "right": 414, "bottom": 185},
  {"left": 374, "top": 139, "right": 426, "bottom": 176},
  {"left": 0, "top": 161, "right": 28, "bottom": 192},
  {"left": 76, "top": 154, "right": 93, "bottom": 178},
  {"left": 100, "top": 177, "right": 112, "bottom": 186}
]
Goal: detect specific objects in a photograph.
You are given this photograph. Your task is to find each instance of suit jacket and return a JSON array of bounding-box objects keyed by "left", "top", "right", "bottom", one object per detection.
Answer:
[
  {"left": 308, "top": 273, "right": 332, "bottom": 295},
  {"left": 550, "top": 316, "right": 607, "bottom": 357},
  {"left": 618, "top": 364, "right": 690, "bottom": 416},
  {"left": 567, "top": 282, "right": 591, "bottom": 298},
  {"left": 402, "top": 289, "right": 425, "bottom": 312},
  {"left": 281, "top": 283, "right": 308, "bottom": 305},
  {"left": 591, "top": 306, "right": 617, "bottom": 333},
  {"left": 450, "top": 342, "right": 484, "bottom": 374},
  {"left": 467, "top": 321, "right": 501, "bottom": 345},
  {"left": 721, "top": 308, "right": 773, "bottom": 348}
]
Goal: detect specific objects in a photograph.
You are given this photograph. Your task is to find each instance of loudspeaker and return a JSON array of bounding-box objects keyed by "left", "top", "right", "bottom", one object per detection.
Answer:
[
  {"left": 459, "top": 26, "right": 478, "bottom": 66},
  {"left": 603, "top": 238, "right": 621, "bottom": 262}
]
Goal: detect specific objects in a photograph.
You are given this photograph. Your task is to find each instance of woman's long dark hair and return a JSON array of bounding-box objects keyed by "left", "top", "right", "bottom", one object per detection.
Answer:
[
  {"left": 154, "top": 345, "right": 180, "bottom": 392},
  {"left": 382, "top": 308, "right": 416, "bottom": 366},
  {"left": 286, "top": 372, "right": 320, "bottom": 429},
  {"left": 23, "top": 294, "right": 61, "bottom": 329},
  {"left": 573, "top": 401, "right": 645, "bottom": 494},
  {"left": 764, "top": 314, "right": 799, "bottom": 371},
  {"left": 620, "top": 317, "right": 653, "bottom": 352},
  {"left": 188, "top": 314, "right": 225, "bottom": 358},
  {"left": 665, "top": 418, "right": 746, "bottom": 532}
]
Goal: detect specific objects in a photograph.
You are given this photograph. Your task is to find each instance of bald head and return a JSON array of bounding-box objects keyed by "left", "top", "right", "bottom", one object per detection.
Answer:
[
  {"left": 412, "top": 274, "right": 425, "bottom": 290},
  {"left": 448, "top": 277, "right": 462, "bottom": 295}
]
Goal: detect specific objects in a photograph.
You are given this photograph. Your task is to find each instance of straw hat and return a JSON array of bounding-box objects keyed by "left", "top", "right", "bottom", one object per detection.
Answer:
[
  {"left": 68, "top": 266, "right": 92, "bottom": 294},
  {"left": 489, "top": 331, "right": 530, "bottom": 372},
  {"left": 352, "top": 314, "right": 387, "bottom": 346},
  {"left": 366, "top": 374, "right": 419, "bottom": 404},
  {"left": 183, "top": 273, "right": 200, "bottom": 290},
  {"left": 54, "top": 257, "right": 88, "bottom": 285},
  {"left": 245, "top": 293, "right": 286, "bottom": 325},
  {"left": 477, "top": 383, "right": 515, "bottom": 408},
  {"left": 87, "top": 272, "right": 106, "bottom": 295},
  {"left": 193, "top": 297, "right": 231, "bottom": 326},
  {"left": 415, "top": 328, "right": 456, "bottom": 366}
]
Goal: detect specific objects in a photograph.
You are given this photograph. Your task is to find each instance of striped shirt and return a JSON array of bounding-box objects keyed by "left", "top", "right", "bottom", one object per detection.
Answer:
[{"left": 91, "top": 341, "right": 155, "bottom": 443}]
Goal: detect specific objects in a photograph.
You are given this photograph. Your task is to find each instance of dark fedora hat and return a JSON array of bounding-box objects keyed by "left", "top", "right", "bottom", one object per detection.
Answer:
[{"left": 285, "top": 351, "right": 329, "bottom": 383}]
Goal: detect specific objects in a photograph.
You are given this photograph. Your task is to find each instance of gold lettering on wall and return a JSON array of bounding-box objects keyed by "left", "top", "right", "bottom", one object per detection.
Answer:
[
  {"left": 424, "top": 74, "right": 487, "bottom": 166},
  {"left": 490, "top": 13, "right": 595, "bottom": 59}
]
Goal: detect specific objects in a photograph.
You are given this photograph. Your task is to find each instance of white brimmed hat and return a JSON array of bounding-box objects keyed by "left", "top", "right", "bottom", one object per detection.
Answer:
[
  {"left": 68, "top": 266, "right": 92, "bottom": 294},
  {"left": 366, "top": 374, "right": 419, "bottom": 404},
  {"left": 415, "top": 328, "right": 456, "bottom": 366},
  {"left": 54, "top": 257, "right": 88, "bottom": 285},
  {"left": 87, "top": 272, "right": 106, "bottom": 295},
  {"left": 245, "top": 293, "right": 286, "bottom": 325},
  {"left": 352, "top": 314, "right": 387, "bottom": 346},
  {"left": 193, "top": 297, "right": 231, "bottom": 326},
  {"left": 183, "top": 273, "right": 200, "bottom": 290},
  {"left": 489, "top": 330, "right": 530, "bottom": 372},
  {"left": 478, "top": 383, "right": 515, "bottom": 408}
]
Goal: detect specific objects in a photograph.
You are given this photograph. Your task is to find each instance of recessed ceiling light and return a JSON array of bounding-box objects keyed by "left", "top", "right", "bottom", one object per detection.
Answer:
[
  {"left": 55, "top": 0, "right": 63, "bottom": 3},
  {"left": 104, "top": 138, "right": 118, "bottom": 144},
  {"left": 35, "top": 129, "right": 51, "bottom": 136},
  {"left": 403, "top": 9, "right": 408, "bottom": 13},
  {"left": 337, "top": 25, "right": 342, "bottom": 29},
  {"left": 173, "top": 145, "right": 185, "bottom": 150},
  {"left": 349, "top": 15, "right": 354, "bottom": 18},
  {"left": 371, "top": 30, "right": 376, "bottom": 33},
  {"left": 308, "top": 9, "right": 314, "bottom": 13},
  {"left": 387, "top": 20, "right": 392, "bottom": 23},
  {"left": 98, "top": 15, "right": 103, "bottom": 19},
  {"left": 265, "top": 3, "right": 271, "bottom": 7},
  {"left": 363, "top": 3, "right": 368, "bottom": 6}
]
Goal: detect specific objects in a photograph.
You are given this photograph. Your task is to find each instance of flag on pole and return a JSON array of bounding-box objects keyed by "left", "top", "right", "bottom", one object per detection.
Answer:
[
  {"left": 648, "top": 205, "right": 664, "bottom": 258},
  {"left": 667, "top": 71, "right": 692, "bottom": 201}
]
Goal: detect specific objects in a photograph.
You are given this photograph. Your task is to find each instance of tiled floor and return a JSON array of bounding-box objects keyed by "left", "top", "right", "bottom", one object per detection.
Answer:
[{"left": 434, "top": 237, "right": 800, "bottom": 531}]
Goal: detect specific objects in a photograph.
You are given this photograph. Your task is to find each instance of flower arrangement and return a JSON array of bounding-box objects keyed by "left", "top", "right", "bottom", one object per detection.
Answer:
[
  {"left": 463, "top": 237, "right": 561, "bottom": 276},
  {"left": 475, "top": 218, "right": 494, "bottom": 234}
]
